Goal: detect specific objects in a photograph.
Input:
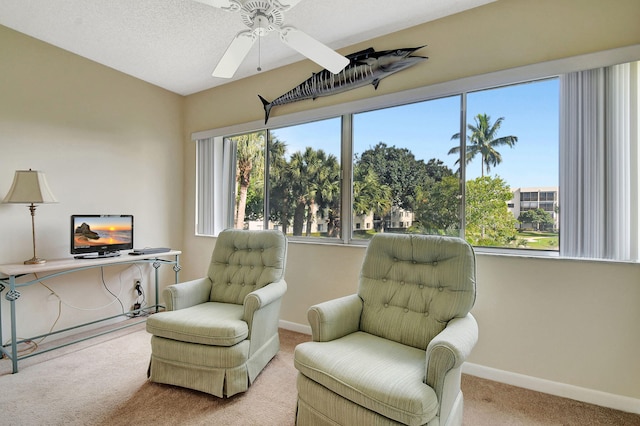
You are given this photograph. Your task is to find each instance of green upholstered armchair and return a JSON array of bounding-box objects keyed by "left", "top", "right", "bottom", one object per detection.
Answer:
[
  {"left": 294, "top": 234, "right": 478, "bottom": 426},
  {"left": 146, "top": 229, "right": 287, "bottom": 397}
]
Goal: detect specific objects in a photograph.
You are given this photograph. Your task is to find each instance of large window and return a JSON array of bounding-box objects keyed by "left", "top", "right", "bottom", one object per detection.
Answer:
[
  {"left": 196, "top": 57, "right": 639, "bottom": 261},
  {"left": 267, "top": 119, "right": 342, "bottom": 239},
  {"left": 213, "top": 79, "right": 559, "bottom": 250},
  {"left": 352, "top": 96, "right": 461, "bottom": 240},
  {"left": 464, "top": 79, "right": 559, "bottom": 250}
]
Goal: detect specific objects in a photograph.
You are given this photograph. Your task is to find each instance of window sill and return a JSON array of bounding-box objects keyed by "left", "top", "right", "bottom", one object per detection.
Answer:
[
  {"left": 197, "top": 233, "right": 639, "bottom": 264},
  {"left": 475, "top": 246, "right": 639, "bottom": 265}
]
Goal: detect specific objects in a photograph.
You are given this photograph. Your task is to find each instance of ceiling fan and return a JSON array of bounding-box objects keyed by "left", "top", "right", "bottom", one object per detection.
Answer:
[{"left": 193, "top": 0, "right": 350, "bottom": 78}]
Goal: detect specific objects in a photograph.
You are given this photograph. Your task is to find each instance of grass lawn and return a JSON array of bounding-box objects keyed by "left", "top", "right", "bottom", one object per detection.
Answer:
[{"left": 516, "top": 230, "right": 559, "bottom": 250}]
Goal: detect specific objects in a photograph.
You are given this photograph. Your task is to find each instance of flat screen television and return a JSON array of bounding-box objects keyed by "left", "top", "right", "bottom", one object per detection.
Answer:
[{"left": 71, "top": 214, "right": 134, "bottom": 259}]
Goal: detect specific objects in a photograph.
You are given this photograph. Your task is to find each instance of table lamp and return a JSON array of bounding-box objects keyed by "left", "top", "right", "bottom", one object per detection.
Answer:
[{"left": 3, "top": 169, "right": 58, "bottom": 264}]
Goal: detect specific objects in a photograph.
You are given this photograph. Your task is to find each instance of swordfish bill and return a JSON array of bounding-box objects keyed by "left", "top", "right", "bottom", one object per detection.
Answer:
[{"left": 258, "top": 46, "right": 427, "bottom": 124}]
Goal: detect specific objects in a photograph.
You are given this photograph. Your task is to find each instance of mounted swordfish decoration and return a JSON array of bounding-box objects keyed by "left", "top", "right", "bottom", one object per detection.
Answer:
[{"left": 258, "top": 46, "right": 427, "bottom": 124}]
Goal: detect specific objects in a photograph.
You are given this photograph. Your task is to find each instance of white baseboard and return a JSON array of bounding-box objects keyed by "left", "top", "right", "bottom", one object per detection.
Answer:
[
  {"left": 279, "top": 319, "right": 311, "bottom": 335},
  {"left": 463, "top": 362, "right": 640, "bottom": 415},
  {"left": 279, "top": 320, "right": 640, "bottom": 415}
]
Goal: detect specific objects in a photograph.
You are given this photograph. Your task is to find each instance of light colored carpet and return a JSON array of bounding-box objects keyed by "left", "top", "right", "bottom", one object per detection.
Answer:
[
  {"left": 460, "top": 375, "right": 640, "bottom": 426},
  {"left": 1, "top": 323, "right": 638, "bottom": 425},
  {"left": 0, "top": 322, "right": 307, "bottom": 426}
]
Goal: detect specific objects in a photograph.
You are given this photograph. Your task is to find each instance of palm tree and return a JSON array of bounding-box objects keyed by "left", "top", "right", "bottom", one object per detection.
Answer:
[
  {"left": 353, "top": 166, "right": 392, "bottom": 232},
  {"left": 287, "top": 150, "right": 309, "bottom": 236},
  {"left": 312, "top": 151, "right": 341, "bottom": 237},
  {"left": 267, "top": 138, "right": 292, "bottom": 234},
  {"left": 233, "top": 132, "right": 265, "bottom": 229},
  {"left": 449, "top": 114, "right": 518, "bottom": 176},
  {"left": 301, "top": 148, "right": 324, "bottom": 236},
  {"left": 288, "top": 147, "right": 328, "bottom": 236}
]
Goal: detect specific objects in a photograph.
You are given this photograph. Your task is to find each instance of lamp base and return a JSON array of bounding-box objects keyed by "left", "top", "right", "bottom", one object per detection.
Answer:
[{"left": 24, "top": 257, "right": 46, "bottom": 265}]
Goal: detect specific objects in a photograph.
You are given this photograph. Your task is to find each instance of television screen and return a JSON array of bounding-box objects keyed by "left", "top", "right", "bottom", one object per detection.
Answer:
[{"left": 71, "top": 215, "right": 134, "bottom": 258}]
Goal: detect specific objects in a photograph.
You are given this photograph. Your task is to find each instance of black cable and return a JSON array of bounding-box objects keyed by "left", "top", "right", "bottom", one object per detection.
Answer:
[{"left": 135, "top": 281, "right": 149, "bottom": 317}]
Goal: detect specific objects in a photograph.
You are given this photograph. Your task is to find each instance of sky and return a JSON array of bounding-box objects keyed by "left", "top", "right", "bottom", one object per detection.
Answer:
[{"left": 270, "top": 77, "right": 559, "bottom": 189}]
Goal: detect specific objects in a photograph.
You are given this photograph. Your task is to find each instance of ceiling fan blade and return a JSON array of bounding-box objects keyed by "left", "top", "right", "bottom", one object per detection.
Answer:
[
  {"left": 192, "top": 0, "right": 240, "bottom": 11},
  {"left": 280, "top": 27, "right": 349, "bottom": 74},
  {"left": 274, "top": 0, "right": 303, "bottom": 10},
  {"left": 212, "top": 30, "right": 257, "bottom": 78}
]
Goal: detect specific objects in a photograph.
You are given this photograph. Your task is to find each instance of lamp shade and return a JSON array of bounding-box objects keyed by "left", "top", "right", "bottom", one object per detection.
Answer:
[{"left": 3, "top": 169, "right": 58, "bottom": 204}]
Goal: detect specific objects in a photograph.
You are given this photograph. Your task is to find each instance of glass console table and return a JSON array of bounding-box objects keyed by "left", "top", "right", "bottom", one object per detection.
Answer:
[{"left": 0, "top": 250, "right": 181, "bottom": 373}]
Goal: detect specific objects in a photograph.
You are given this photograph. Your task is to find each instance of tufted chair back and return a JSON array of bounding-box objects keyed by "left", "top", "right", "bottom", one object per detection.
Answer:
[
  {"left": 358, "top": 233, "right": 476, "bottom": 350},
  {"left": 207, "top": 229, "right": 287, "bottom": 305}
]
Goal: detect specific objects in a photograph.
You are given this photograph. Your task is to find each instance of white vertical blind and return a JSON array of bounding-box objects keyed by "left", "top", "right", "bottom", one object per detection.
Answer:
[
  {"left": 632, "top": 62, "right": 640, "bottom": 261},
  {"left": 196, "top": 137, "right": 233, "bottom": 236},
  {"left": 560, "top": 62, "right": 637, "bottom": 260},
  {"left": 605, "top": 63, "right": 631, "bottom": 260}
]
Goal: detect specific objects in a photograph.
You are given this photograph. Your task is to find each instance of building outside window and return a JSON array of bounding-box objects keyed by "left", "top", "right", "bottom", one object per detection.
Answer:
[{"left": 508, "top": 187, "right": 559, "bottom": 232}]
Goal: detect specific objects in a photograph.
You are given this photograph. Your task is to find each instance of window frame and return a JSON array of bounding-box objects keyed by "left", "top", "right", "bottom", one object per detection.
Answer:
[{"left": 193, "top": 45, "right": 640, "bottom": 258}]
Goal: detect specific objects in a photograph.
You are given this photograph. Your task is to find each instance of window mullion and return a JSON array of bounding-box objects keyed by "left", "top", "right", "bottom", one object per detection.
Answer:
[
  {"left": 459, "top": 93, "right": 467, "bottom": 240},
  {"left": 264, "top": 130, "right": 272, "bottom": 231},
  {"left": 341, "top": 114, "right": 353, "bottom": 244}
]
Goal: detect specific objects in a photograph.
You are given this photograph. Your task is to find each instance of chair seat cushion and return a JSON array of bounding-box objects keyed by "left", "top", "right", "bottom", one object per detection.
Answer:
[
  {"left": 294, "top": 331, "right": 438, "bottom": 425},
  {"left": 146, "top": 302, "right": 248, "bottom": 346}
]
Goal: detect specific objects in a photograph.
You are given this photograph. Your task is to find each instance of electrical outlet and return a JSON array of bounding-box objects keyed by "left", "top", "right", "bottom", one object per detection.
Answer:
[
  {"left": 133, "top": 279, "right": 141, "bottom": 289},
  {"left": 131, "top": 302, "right": 142, "bottom": 317}
]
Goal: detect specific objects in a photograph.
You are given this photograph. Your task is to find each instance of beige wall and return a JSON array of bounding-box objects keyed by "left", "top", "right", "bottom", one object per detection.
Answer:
[
  {"left": 182, "top": 0, "right": 640, "bottom": 406},
  {"left": 475, "top": 254, "right": 640, "bottom": 400},
  {"left": 0, "top": 26, "right": 184, "bottom": 336}
]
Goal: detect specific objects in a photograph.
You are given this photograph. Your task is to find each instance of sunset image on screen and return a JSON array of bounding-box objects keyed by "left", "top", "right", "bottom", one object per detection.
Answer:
[{"left": 74, "top": 217, "right": 132, "bottom": 247}]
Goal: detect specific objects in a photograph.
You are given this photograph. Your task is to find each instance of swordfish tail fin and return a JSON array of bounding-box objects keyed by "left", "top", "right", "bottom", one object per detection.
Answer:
[{"left": 258, "top": 95, "right": 272, "bottom": 124}]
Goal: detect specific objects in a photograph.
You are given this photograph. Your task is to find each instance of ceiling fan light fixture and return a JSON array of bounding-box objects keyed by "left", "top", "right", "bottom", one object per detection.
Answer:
[{"left": 252, "top": 12, "right": 271, "bottom": 36}]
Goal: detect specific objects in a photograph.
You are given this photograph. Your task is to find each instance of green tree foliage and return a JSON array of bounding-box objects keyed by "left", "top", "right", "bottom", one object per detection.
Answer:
[
  {"left": 309, "top": 150, "right": 341, "bottom": 237},
  {"left": 267, "top": 138, "right": 293, "bottom": 234},
  {"left": 449, "top": 114, "right": 518, "bottom": 176},
  {"left": 353, "top": 167, "right": 392, "bottom": 217},
  {"left": 356, "top": 142, "right": 431, "bottom": 210},
  {"left": 424, "top": 158, "right": 454, "bottom": 182},
  {"left": 518, "top": 208, "right": 554, "bottom": 231},
  {"left": 413, "top": 175, "right": 460, "bottom": 235},
  {"left": 279, "top": 147, "right": 340, "bottom": 236},
  {"left": 353, "top": 166, "right": 392, "bottom": 233},
  {"left": 236, "top": 115, "right": 525, "bottom": 247},
  {"left": 465, "top": 176, "right": 518, "bottom": 246}
]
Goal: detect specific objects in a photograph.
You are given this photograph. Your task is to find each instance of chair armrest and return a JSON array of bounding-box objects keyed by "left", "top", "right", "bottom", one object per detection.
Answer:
[
  {"left": 307, "top": 294, "right": 363, "bottom": 342},
  {"left": 163, "top": 277, "right": 212, "bottom": 311},
  {"left": 425, "top": 313, "right": 478, "bottom": 391},
  {"left": 244, "top": 280, "right": 287, "bottom": 355},
  {"left": 244, "top": 279, "right": 288, "bottom": 319}
]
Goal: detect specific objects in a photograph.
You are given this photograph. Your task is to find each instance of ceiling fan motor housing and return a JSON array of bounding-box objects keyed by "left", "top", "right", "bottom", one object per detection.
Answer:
[{"left": 241, "top": 1, "right": 285, "bottom": 35}]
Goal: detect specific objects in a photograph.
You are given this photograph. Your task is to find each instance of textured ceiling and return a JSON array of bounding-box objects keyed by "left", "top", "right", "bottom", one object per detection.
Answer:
[{"left": 0, "top": 0, "right": 494, "bottom": 95}]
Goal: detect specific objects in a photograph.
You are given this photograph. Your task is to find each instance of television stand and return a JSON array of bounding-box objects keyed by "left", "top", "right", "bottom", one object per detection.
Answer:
[
  {"left": 0, "top": 250, "right": 181, "bottom": 373},
  {"left": 74, "top": 251, "right": 121, "bottom": 259}
]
